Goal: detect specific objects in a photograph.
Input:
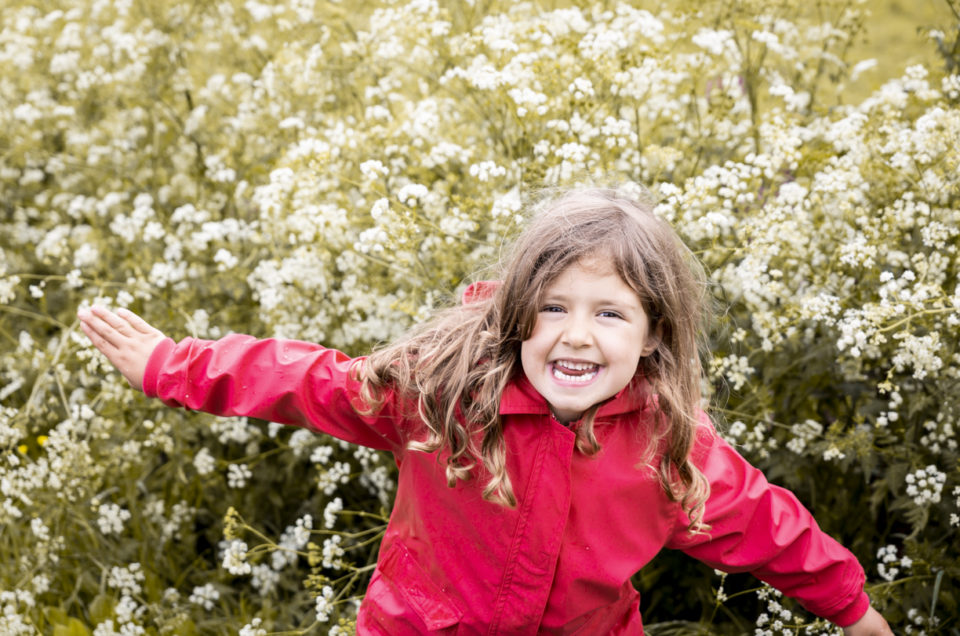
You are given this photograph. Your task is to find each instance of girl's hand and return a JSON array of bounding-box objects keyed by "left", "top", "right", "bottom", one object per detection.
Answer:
[
  {"left": 843, "top": 607, "right": 893, "bottom": 636},
  {"left": 77, "top": 305, "right": 167, "bottom": 391}
]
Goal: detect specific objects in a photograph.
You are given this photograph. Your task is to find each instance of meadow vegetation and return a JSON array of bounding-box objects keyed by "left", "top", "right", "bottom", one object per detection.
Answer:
[{"left": 1, "top": 0, "right": 958, "bottom": 633}]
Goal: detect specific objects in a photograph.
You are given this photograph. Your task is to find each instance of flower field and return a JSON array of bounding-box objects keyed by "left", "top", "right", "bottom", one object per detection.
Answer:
[{"left": 1, "top": 0, "right": 958, "bottom": 633}]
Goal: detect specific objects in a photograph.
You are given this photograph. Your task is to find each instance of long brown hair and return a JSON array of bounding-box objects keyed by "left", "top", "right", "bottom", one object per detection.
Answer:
[{"left": 356, "top": 187, "right": 712, "bottom": 530}]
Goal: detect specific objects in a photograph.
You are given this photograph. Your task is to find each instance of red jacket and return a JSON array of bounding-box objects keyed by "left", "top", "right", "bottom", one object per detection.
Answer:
[{"left": 143, "top": 336, "right": 869, "bottom": 634}]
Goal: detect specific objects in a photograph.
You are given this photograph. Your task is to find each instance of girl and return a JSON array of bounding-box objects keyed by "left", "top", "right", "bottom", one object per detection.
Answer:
[{"left": 78, "top": 188, "right": 891, "bottom": 635}]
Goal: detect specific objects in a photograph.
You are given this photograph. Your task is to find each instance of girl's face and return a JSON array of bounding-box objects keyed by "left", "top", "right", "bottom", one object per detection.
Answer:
[{"left": 520, "top": 258, "right": 659, "bottom": 423}]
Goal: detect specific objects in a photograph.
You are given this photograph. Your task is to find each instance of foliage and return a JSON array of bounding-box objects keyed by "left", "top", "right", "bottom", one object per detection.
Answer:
[{"left": 1, "top": 0, "right": 958, "bottom": 633}]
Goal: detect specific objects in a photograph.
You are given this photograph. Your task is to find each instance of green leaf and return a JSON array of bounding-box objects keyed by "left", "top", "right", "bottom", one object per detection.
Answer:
[
  {"left": 89, "top": 594, "right": 116, "bottom": 625},
  {"left": 52, "top": 618, "right": 92, "bottom": 636}
]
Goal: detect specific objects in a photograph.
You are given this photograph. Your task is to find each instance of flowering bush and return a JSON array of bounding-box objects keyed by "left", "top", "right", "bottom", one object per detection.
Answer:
[{"left": 1, "top": 0, "right": 958, "bottom": 633}]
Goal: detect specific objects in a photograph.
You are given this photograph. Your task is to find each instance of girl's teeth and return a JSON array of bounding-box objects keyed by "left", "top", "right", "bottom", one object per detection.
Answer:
[{"left": 552, "top": 367, "right": 598, "bottom": 383}]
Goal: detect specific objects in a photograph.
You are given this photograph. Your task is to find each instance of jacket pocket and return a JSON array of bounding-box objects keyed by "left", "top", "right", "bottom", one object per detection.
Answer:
[{"left": 365, "top": 541, "right": 463, "bottom": 632}]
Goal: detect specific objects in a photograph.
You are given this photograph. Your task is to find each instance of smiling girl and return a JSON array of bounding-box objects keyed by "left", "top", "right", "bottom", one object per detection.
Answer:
[{"left": 78, "top": 188, "right": 891, "bottom": 634}]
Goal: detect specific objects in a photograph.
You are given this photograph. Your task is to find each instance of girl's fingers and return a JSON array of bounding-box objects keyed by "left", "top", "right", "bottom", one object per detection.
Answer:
[
  {"left": 116, "top": 307, "right": 160, "bottom": 336},
  {"left": 79, "top": 317, "right": 118, "bottom": 354},
  {"left": 90, "top": 305, "right": 131, "bottom": 334},
  {"left": 81, "top": 309, "right": 127, "bottom": 349}
]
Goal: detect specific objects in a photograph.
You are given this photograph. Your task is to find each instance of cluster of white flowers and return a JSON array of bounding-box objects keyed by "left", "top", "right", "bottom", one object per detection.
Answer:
[
  {"left": 877, "top": 544, "right": 913, "bottom": 582},
  {"left": 709, "top": 354, "right": 755, "bottom": 392},
  {"left": 904, "top": 607, "right": 940, "bottom": 635},
  {"left": 107, "top": 563, "right": 145, "bottom": 596},
  {"left": 321, "top": 535, "right": 346, "bottom": 569},
  {"left": 222, "top": 540, "right": 252, "bottom": 576},
  {"left": 318, "top": 461, "right": 351, "bottom": 495},
  {"left": 785, "top": 420, "right": 823, "bottom": 455},
  {"left": 239, "top": 617, "right": 267, "bottom": 636},
  {"left": 722, "top": 420, "right": 778, "bottom": 459},
  {"left": 905, "top": 465, "right": 947, "bottom": 506},
  {"left": 227, "top": 463, "right": 253, "bottom": 489},
  {"left": 315, "top": 585, "right": 335, "bottom": 622},
  {"left": 193, "top": 447, "right": 216, "bottom": 476},
  {"left": 188, "top": 584, "right": 220, "bottom": 611},
  {"left": 919, "top": 415, "right": 957, "bottom": 454},
  {"left": 323, "top": 497, "right": 343, "bottom": 529},
  {"left": 97, "top": 503, "right": 131, "bottom": 535},
  {"left": 0, "top": 590, "right": 37, "bottom": 635},
  {"left": 144, "top": 498, "right": 195, "bottom": 542}
]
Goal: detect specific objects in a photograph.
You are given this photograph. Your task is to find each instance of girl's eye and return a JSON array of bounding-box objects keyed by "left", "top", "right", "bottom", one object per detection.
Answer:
[
  {"left": 541, "top": 305, "right": 564, "bottom": 313},
  {"left": 599, "top": 310, "right": 623, "bottom": 319}
]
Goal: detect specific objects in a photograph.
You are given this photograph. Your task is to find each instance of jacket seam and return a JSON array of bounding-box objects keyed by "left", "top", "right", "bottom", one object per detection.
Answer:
[{"left": 487, "top": 426, "right": 550, "bottom": 635}]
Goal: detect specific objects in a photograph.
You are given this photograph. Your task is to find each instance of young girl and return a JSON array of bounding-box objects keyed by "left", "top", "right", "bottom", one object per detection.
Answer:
[{"left": 78, "top": 188, "right": 891, "bottom": 635}]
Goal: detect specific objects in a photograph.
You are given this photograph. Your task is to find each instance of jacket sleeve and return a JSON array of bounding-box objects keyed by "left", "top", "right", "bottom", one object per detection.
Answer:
[
  {"left": 142, "top": 334, "right": 406, "bottom": 452},
  {"left": 666, "top": 417, "right": 870, "bottom": 627}
]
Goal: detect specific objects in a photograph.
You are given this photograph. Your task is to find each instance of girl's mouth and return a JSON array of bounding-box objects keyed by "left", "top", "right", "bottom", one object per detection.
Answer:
[{"left": 551, "top": 360, "right": 600, "bottom": 383}]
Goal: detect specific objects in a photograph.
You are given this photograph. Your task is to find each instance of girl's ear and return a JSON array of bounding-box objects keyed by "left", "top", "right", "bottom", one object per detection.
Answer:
[{"left": 641, "top": 321, "right": 663, "bottom": 357}]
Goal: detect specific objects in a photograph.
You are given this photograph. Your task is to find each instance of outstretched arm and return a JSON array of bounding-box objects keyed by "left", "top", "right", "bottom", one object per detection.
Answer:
[
  {"left": 79, "top": 306, "right": 405, "bottom": 450},
  {"left": 843, "top": 607, "right": 892, "bottom": 636},
  {"left": 78, "top": 305, "right": 167, "bottom": 390}
]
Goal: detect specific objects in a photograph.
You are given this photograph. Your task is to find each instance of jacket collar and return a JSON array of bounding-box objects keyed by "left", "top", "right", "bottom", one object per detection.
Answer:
[{"left": 499, "top": 373, "right": 652, "bottom": 420}]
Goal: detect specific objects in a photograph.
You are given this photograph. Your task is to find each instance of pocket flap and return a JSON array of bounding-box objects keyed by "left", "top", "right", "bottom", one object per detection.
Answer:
[{"left": 379, "top": 542, "right": 463, "bottom": 630}]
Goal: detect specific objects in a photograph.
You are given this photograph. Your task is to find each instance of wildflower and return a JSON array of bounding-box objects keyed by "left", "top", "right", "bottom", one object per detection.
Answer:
[
  {"left": 239, "top": 618, "right": 267, "bottom": 636},
  {"left": 107, "top": 564, "right": 145, "bottom": 597},
  {"left": 97, "top": 504, "right": 131, "bottom": 535},
  {"left": 252, "top": 564, "right": 280, "bottom": 596},
  {"left": 227, "top": 463, "right": 252, "bottom": 489},
  {"left": 222, "top": 540, "right": 252, "bottom": 576},
  {"left": 323, "top": 498, "right": 343, "bottom": 529},
  {"left": 905, "top": 465, "right": 946, "bottom": 505},
  {"left": 188, "top": 584, "right": 219, "bottom": 611},
  {"left": 315, "top": 586, "right": 335, "bottom": 622},
  {"left": 317, "top": 461, "right": 351, "bottom": 495},
  {"left": 322, "top": 535, "right": 345, "bottom": 569},
  {"left": 193, "top": 447, "right": 216, "bottom": 475}
]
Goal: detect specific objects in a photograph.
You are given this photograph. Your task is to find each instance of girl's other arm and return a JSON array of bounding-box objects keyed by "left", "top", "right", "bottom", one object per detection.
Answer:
[
  {"left": 668, "top": 419, "right": 892, "bottom": 632},
  {"left": 78, "top": 305, "right": 167, "bottom": 390},
  {"left": 843, "top": 607, "right": 892, "bottom": 636}
]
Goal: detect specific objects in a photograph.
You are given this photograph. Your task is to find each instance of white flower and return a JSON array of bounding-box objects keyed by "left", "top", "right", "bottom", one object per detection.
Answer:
[
  {"left": 822, "top": 446, "right": 845, "bottom": 462},
  {"left": 904, "top": 465, "right": 946, "bottom": 505},
  {"left": 315, "top": 585, "right": 335, "bottom": 622},
  {"left": 239, "top": 618, "right": 267, "bottom": 636},
  {"left": 322, "top": 535, "right": 345, "bottom": 569},
  {"left": 310, "top": 445, "right": 334, "bottom": 465},
  {"left": 188, "top": 584, "right": 219, "bottom": 611},
  {"left": 107, "top": 564, "right": 145, "bottom": 597},
  {"left": 222, "top": 540, "right": 252, "bottom": 576},
  {"left": 213, "top": 248, "right": 238, "bottom": 271},
  {"left": 468, "top": 161, "right": 506, "bottom": 182},
  {"left": 397, "top": 183, "right": 428, "bottom": 205},
  {"left": 317, "top": 461, "right": 351, "bottom": 495},
  {"left": 30, "top": 517, "right": 50, "bottom": 541},
  {"left": 251, "top": 563, "right": 280, "bottom": 595},
  {"left": 193, "top": 448, "right": 216, "bottom": 475},
  {"left": 97, "top": 504, "right": 131, "bottom": 535},
  {"left": 323, "top": 497, "right": 343, "bottom": 529},
  {"left": 227, "top": 463, "right": 252, "bottom": 489},
  {"left": 359, "top": 160, "right": 388, "bottom": 180}
]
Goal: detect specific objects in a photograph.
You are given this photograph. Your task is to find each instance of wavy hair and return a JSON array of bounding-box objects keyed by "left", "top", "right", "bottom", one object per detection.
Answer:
[{"left": 356, "top": 187, "right": 712, "bottom": 531}]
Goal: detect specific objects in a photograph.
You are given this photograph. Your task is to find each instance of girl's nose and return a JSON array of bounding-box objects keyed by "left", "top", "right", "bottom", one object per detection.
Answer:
[{"left": 561, "top": 314, "right": 593, "bottom": 347}]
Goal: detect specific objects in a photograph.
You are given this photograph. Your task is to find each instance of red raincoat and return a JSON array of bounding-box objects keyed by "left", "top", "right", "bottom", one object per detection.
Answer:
[{"left": 143, "top": 334, "right": 869, "bottom": 635}]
